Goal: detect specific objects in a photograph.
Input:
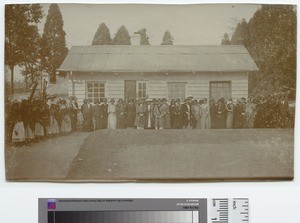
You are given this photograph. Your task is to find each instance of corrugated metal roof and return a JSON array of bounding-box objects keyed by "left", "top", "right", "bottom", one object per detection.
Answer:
[{"left": 59, "top": 45, "right": 259, "bottom": 72}]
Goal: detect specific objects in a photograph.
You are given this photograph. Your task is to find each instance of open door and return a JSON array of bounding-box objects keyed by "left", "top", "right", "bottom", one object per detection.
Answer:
[{"left": 124, "top": 80, "right": 136, "bottom": 99}]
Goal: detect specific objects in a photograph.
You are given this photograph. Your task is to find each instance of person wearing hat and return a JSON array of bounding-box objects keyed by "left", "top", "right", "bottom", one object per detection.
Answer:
[
  {"left": 144, "top": 98, "right": 154, "bottom": 129},
  {"left": 126, "top": 98, "right": 136, "bottom": 128},
  {"left": 10, "top": 100, "right": 25, "bottom": 146},
  {"left": 98, "top": 98, "right": 108, "bottom": 129},
  {"left": 93, "top": 99, "right": 101, "bottom": 130},
  {"left": 181, "top": 98, "right": 191, "bottom": 129},
  {"left": 189, "top": 99, "right": 199, "bottom": 129},
  {"left": 209, "top": 99, "right": 217, "bottom": 129},
  {"left": 108, "top": 99, "right": 117, "bottom": 129},
  {"left": 116, "top": 99, "right": 127, "bottom": 129},
  {"left": 173, "top": 99, "right": 183, "bottom": 129},
  {"left": 81, "top": 98, "right": 94, "bottom": 131},
  {"left": 200, "top": 98, "right": 210, "bottom": 129},
  {"left": 153, "top": 98, "right": 166, "bottom": 129},
  {"left": 69, "top": 96, "right": 78, "bottom": 132},
  {"left": 161, "top": 98, "right": 170, "bottom": 129},
  {"left": 225, "top": 99, "right": 234, "bottom": 129},
  {"left": 216, "top": 98, "right": 227, "bottom": 129},
  {"left": 169, "top": 99, "right": 176, "bottom": 129},
  {"left": 233, "top": 98, "right": 245, "bottom": 129},
  {"left": 135, "top": 98, "right": 146, "bottom": 129},
  {"left": 46, "top": 102, "right": 60, "bottom": 136},
  {"left": 245, "top": 98, "right": 255, "bottom": 128}
]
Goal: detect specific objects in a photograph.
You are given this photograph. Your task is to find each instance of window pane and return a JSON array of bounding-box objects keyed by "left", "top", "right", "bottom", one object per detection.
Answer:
[{"left": 86, "top": 82, "right": 105, "bottom": 100}]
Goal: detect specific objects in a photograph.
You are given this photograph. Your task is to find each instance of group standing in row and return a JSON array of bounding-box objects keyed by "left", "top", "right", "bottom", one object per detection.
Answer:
[{"left": 7, "top": 93, "right": 292, "bottom": 145}]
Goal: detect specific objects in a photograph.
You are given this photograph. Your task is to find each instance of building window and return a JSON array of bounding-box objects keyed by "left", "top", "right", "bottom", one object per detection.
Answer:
[
  {"left": 168, "top": 82, "right": 186, "bottom": 100},
  {"left": 86, "top": 82, "right": 105, "bottom": 103},
  {"left": 210, "top": 81, "right": 231, "bottom": 100},
  {"left": 137, "top": 81, "right": 147, "bottom": 99}
]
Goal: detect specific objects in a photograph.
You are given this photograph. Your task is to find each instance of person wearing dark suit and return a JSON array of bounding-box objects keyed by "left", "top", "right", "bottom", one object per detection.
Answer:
[
  {"left": 93, "top": 99, "right": 101, "bottom": 130},
  {"left": 126, "top": 98, "right": 136, "bottom": 128},
  {"left": 81, "top": 99, "right": 94, "bottom": 132},
  {"left": 173, "top": 99, "right": 183, "bottom": 129},
  {"left": 169, "top": 100, "right": 176, "bottom": 129},
  {"left": 216, "top": 98, "right": 227, "bottom": 129},
  {"left": 116, "top": 99, "right": 127, "bottom": 129},
  {"left": 209, "top": 99, "right": 217, "bottom": 129},
  {"left": 181, "top": 99, "right": 191, "bottom": 129},
  {"left": 99, "top": 98, "right": 108, "bottom": 129},
  {"left": 69, "top": 96, "right": 78, "bottom": 132}
]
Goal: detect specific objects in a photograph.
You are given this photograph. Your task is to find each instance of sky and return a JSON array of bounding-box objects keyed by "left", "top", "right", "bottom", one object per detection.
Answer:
[{"left": 40, "top": 3, "right": 261, "bottom": 47}]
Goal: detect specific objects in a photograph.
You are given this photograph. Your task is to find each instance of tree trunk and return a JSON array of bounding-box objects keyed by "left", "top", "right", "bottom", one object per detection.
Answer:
[{"left": 10, "top": 65, "right": 14, "bottom": 96}]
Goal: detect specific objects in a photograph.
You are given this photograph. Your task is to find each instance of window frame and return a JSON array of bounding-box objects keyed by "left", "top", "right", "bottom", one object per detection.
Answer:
[
  {"left": 85, "top": 81, "right": 106, "bottom": 103},
  {"left": 136, "top": 81, "right": 147, "bottom": 99},
  {"left": 209, "top": 81, "right": 232, "bottom": 100},
  {"left": 167, "top": 82, "right": 187, "bottom": 101}
]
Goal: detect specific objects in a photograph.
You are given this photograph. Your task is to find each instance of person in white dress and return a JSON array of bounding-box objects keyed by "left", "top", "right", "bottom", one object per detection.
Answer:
[
  {"left": 108, "top": 99, "right": 117, "bottom": 129},
  {"left": 47, "top": 103, "right": 60, "bottom": 135},
  {"left": 59, "top": 99, "right": 72, "bottom": 134},
  {"left": 200, "top": 98, "right": 211, "bottom": 129},
  {"left": 11, "top": 101, "right": 25, "bottom": 145}
]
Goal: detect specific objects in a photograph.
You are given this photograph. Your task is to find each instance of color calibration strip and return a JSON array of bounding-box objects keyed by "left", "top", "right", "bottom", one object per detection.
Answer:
[{"left": 48, "top": 211, "right": 200, "bottom": 223}]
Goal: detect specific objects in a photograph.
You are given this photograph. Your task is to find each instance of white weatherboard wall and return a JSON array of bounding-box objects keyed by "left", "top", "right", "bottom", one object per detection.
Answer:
[
  {"left": 68, "top": 79, "right": 86, "bottom": 104},
  {"left": 69, "top": 71, "right": 249, "bottom": 104},
  {"left": 147, "top": 80, "right": 168, "bottom": 99},
  {"left": 106, "top": 80, "right": 124, "bottom": 100}
]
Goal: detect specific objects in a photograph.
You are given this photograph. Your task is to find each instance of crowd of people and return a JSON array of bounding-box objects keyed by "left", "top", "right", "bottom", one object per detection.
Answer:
[{"left": 6, "top": 93, "right": 292, "bottom": 146}]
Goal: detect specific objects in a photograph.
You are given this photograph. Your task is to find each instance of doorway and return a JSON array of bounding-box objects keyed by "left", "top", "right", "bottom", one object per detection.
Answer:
[{"left": 124, "top": 80, "right": 136, "bottom": 99}]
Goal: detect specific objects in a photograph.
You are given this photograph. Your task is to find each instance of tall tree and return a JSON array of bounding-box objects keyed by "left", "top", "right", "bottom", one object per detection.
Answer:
[
  {"left": 21, "top": 25, "right": 42, "bottom": 90},
  {"left": 92, "top": 23, "right": 112, "bottom": 45},
  {"left": 5, "top": 4, "right": 43, "bottom": 95},
  {"left": 161, "top": 30, "right": 174, "bottom": 45},
  {"left": 230, "top": 18, "right": 250, "bottom": 46},
  {"left": 243, "top": 5, "right": 296, "bottom": 97},
  {"left": 41, "top": 4, "right": 68, "bottom": 83},
  {"left": 221, "top": 33, "right": 231, "bottom": 45},
  {"left": 134, "top": 28, "right": 150, "bottom": 45},
  {"left": 113, "top": 25, "right": 131, "bottom": 45}
]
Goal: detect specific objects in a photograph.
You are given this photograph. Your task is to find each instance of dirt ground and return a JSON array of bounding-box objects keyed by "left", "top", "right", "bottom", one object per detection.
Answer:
[{"left": 5, "top": 129, "right": 294, "bottom": 182}]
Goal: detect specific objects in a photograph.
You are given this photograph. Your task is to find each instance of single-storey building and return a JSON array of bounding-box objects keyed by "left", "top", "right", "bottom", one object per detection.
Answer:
[{"left": 58, "top": 45, "right": 259, "bottom": 105}]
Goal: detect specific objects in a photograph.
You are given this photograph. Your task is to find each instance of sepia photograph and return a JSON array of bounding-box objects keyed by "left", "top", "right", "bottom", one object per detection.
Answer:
[{"left": 4, "top": 3, "right": 296, "bottom": 182}]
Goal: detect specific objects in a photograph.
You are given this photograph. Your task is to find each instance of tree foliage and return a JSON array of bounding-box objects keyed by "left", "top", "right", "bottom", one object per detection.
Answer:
[
  {"left": 92, "top": 22, "right": 112, "bottom": 45},
  {"left": 113, "top": 25, "right": 131, "bottom": 45},
  {"left": 221, "top": 33, "right": 231, "bottom": 45},
  {"left": 161, "top": 30, "right": 174, "bottom": 45},
  {"left": 230, "top": 19, "right": 250, "bottom": 46},
  {"left": 229, "top": 5, "right": 296, "bottom": 97},
  {"left": 41, "top": 4, "right": 68, "bottom": 83},
  {"left": 135, "top": 28, "right": 150, "bottom": 45},
  {"left": 5, "top": 4, "right": 43, "bottom": 94}
]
